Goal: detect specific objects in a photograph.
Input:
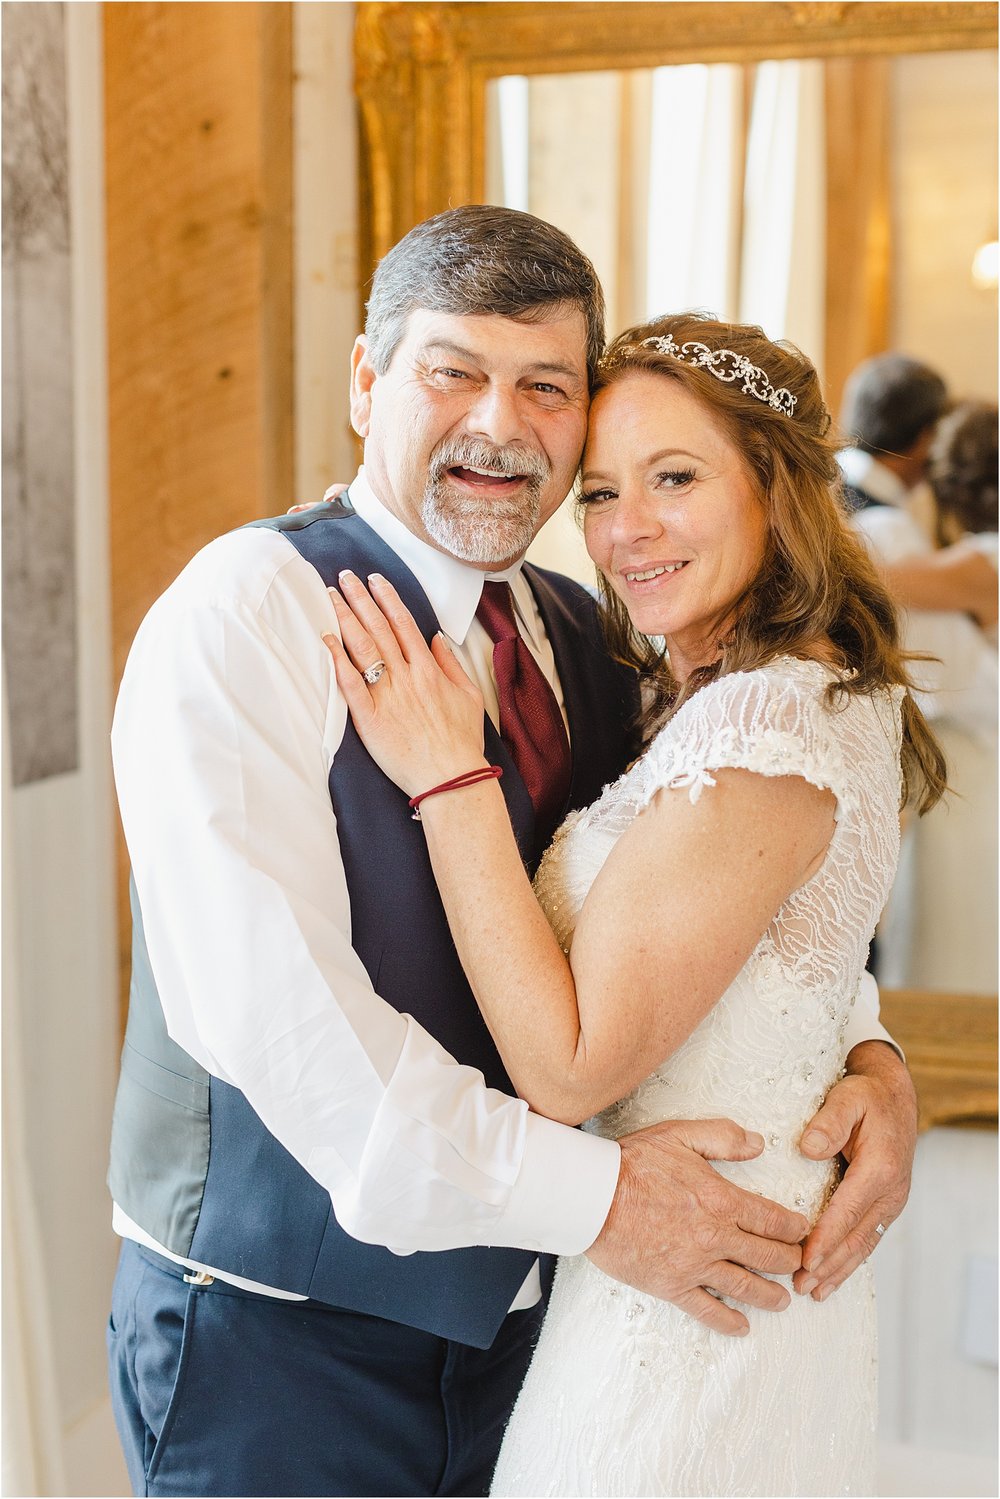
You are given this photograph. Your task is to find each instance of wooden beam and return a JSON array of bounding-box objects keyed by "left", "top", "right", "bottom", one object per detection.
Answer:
[
  {"left": 823, "top": 56, "right": 892, "bottom": 420},
  {"left": 105, "top": 1, "right": 293, "bottom": 1020}
]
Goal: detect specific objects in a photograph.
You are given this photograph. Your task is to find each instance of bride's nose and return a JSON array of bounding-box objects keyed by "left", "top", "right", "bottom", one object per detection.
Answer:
[{"left": 609, "top": 485, "right": 662, "bottom": 545}]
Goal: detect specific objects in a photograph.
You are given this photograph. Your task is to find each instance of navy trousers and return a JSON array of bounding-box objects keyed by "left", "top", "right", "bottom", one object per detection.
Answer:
[{"left": 108, "top": 1242, "right": 545, "bottom": 1498}]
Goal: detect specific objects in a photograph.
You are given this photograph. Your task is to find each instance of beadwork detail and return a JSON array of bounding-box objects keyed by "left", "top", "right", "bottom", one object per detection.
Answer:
[{"left": 637, "top": 333, "right": 798, "bottom": 416}]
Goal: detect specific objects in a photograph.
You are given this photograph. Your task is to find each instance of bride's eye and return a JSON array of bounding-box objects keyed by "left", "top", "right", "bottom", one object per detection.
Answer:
[
  {"left": 656, "top": 468, "right": 696, "bottom": 490},
  {"left": 578, "top": 487, "right": 617, "bottom": 508}
]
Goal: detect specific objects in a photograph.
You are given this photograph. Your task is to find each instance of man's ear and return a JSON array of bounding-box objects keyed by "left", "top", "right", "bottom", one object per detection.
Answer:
[{"left": 350, "top": 336, "right": 376, "bottom": 438}]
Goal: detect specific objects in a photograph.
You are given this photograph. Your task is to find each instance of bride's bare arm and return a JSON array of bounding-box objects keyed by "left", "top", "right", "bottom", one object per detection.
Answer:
[
  {"left": 417, "top": 764, "right": 833, "bottom": 1124},
  {"left": 326, "top": 572, "right": 834, "bottom": 1127}
]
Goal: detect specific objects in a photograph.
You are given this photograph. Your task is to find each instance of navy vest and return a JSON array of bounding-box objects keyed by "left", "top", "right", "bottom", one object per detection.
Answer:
[{"left": 109, "top": 500, "right": 641, "bottom": 1348}]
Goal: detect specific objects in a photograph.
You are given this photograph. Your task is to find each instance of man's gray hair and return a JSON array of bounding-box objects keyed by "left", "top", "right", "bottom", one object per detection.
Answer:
[
  {"left": 365, "top": 205, "right": 605, "bottom": 385},
  {"left": 840, "top": 352, "right": 948, "bottom": 457}
]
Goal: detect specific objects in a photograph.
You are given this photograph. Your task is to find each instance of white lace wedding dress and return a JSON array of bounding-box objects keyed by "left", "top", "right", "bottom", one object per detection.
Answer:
[{"left": 492, "top": 659, "right": 903, "bottom": 1499}]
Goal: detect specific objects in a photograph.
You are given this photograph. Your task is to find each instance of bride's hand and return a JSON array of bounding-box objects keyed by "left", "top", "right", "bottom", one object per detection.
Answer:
[{"left": 323, "top": 571, "right": 489, "bottom": 798}]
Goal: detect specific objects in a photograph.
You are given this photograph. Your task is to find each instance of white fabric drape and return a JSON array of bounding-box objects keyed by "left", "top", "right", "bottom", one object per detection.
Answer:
[
  {"left": 739, "top": 59, "right": 826, "bottom": 352},
  {"left": 2, "top": 668, "right": 68, "bottom": 1499},
  {"left": 646, "top": 64, "right": 743, "bottom": 320}
]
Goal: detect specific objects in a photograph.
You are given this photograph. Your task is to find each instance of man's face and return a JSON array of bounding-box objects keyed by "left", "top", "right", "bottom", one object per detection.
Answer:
[{"left": 350, "top": 306, "right": 590, "bottom": 569}]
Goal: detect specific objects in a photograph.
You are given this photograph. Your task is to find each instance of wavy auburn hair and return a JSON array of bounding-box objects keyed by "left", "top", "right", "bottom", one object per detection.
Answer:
[{"left": 591, "top": 312, "right": 946, "bottom": 814}]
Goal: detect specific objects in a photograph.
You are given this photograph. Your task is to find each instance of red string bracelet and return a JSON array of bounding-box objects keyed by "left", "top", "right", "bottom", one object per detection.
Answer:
[{"left": 408, "top": 766, "right": 503, "bottom": 821}]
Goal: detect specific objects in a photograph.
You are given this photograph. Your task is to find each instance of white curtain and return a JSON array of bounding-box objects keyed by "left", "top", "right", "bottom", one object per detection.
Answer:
[
  {"left": 646, "top": 64, "right": 743, "bottom": 320},
  {"left": 488, "top": 75, "right": 530, "bottom": 212},
  {"left": 739, "top": 59, "right": 826, "bottom": 352},
  {"left": 2, "top": 670, "right": 68, "bottom": 1498}
]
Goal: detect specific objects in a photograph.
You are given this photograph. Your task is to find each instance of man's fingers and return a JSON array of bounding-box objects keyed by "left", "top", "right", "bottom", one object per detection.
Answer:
[
  {"left": 799, "top": 1159, "right": 877, "bottom": 1271},
  {"left": 659, "top": 1117, "right": 766, "bottom": 1163},
  {"left": 798, "top": 1210, "right": 892, "bottom": 1298},
  {"left": 727, "top": 1227, "right": 803, "bottom": 1278},
  {"left": 706, "top": 1263, "right": 791, "bottom": 1313},
  {"left": 800, "top": 1087, "right": 863, "bottom": 1160},
  {"left": 672, "top": 1287, "right": 750, "bottom": 1338},
  {"left": 731, "top": 1187, "right": 810, "bottom": 1248}
]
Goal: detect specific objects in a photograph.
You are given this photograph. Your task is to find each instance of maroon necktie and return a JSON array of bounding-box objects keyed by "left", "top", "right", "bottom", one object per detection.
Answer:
[{"left": 476, "top": 580, "right": 572, "bottom": 837}]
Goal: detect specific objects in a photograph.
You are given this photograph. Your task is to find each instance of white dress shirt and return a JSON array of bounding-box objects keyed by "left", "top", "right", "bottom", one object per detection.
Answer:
[{"left": 112, "top": 470, "right": 893, "bottom": 1297}]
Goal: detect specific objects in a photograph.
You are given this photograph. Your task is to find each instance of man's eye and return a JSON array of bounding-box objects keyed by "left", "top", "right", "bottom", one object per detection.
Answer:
[{"left": 438, "top": 368, "right": 469, "bottom": 381}]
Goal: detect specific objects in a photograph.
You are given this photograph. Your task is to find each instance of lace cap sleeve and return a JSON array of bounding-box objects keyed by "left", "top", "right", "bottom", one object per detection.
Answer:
[{"left": 634, "top": 661, "right": 856, "bottom": 816}]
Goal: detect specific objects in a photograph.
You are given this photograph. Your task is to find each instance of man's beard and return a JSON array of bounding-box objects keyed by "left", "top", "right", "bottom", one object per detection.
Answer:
[{"left": 421, "top": 437, "right": 549, "bottom": 565}]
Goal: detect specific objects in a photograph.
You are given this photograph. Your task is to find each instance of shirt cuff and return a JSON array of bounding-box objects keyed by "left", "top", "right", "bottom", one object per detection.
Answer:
[
  {"left": 492, "top": 1111, "right": 621, "bottom": 1256},
  {"left": 844, "top": 971, "right": 904, "bottom": 1062}
]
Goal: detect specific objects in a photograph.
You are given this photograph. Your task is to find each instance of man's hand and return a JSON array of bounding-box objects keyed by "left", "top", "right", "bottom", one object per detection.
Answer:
[
  {"left": 287, "top": 485, "right": 350, "bottom": 516},
  {"left": 794, "top": 1040, "right": 917, "bottom": 1301},
  {"left": 587, "top": 1118, "right": 809, "bottom": 1338}
]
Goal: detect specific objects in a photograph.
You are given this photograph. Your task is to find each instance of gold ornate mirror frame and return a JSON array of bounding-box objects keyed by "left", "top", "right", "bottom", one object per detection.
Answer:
[
  {"left": 355, "top": 1, "right": 997, "bottom": 275},
  {"left": 354, "top": 2, "right": 999, "bottom": 1131}
]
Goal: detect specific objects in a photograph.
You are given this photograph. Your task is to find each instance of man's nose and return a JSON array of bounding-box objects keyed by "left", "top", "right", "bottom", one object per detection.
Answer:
[{"left": 464, "top": 383, "right": 531, "bottom": 447}]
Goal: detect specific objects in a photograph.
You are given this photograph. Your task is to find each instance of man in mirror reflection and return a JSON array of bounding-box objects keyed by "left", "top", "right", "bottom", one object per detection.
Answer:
[{"left": 108, "top": 206, "right": 918, "bottom": 1497}]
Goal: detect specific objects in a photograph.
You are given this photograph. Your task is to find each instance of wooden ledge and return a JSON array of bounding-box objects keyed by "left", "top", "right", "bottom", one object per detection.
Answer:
[{"left": 878, "top": 989, "right": 998, "bottom": 1133}]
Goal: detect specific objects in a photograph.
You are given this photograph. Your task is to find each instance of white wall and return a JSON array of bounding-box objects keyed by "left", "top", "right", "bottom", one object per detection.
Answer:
[
  {"left": 877, "top": 1127, "right": 998, "bottom": 1495},
  {"left": 890, "top": 50, "right": 998, "bottom": 400},
  {"left": 3, "top": 5, "right": 128, "bottom": 1494}
]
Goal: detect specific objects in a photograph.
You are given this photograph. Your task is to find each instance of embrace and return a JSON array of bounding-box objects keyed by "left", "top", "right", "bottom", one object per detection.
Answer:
[{"left": 108, "top": 207, "right": 936, "bottom": 1497}]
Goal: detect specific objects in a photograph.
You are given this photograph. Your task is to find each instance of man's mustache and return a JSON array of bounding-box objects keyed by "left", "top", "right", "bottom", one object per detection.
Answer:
[{"left": 430, "top": 437, "right": 549, "bottom": 483}]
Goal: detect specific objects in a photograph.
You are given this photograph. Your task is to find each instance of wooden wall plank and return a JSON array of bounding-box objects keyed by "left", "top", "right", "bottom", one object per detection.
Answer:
[
  {"left": 823, "top": 56, "right": 891, "bottom": 422},
  {"left": 105, "top": 0, "right": 293, "bottom": 1018}
]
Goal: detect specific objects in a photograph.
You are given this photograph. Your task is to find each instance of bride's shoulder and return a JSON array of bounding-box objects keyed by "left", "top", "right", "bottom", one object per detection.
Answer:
[{"left": 646, "top": 656, "right": 835, "bottom": 747}]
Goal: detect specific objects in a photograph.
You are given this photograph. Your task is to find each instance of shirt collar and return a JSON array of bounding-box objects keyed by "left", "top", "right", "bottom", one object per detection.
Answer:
[
  {"left": 332, "top": 469, "right": 541, "bottom": 647},
  {"left": 837, "top": 448, "right": 909, "bottom": 509}
]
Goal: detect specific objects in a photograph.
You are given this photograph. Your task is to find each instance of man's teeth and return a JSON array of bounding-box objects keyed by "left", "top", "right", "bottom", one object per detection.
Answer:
[
  {"left": 625, "top": 562, "right": 688, "bottom": 581},
  {"left": 464, "top": 465, "right": 517, "bottom": 479}
]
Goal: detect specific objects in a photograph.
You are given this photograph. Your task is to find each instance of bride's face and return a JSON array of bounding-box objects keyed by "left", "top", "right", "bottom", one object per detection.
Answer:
[{"left": 581, "top": 372, "right": 768, "bottom": 679}]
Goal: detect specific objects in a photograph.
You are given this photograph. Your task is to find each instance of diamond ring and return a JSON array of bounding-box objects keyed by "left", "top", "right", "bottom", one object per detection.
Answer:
[
  {"left": 362, "top": 660, "right": 387, "bottom": 685},
  {"left": 875, "top": 1223, "right": 886, "bottom": 1238}
]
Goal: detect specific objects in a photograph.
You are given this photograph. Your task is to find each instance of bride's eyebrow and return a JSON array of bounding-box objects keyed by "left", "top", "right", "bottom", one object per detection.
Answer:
[{"left": 581, "top": 448, "right": 703, "bottom": 481}]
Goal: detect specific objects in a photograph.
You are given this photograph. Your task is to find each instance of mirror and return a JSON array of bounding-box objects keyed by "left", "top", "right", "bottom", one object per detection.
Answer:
[
  {"left": 352, "top": 4, "right": 999, "bottom": 1477},
  {"left": 354, "top": 2, "right": 997, "bottom": 576},
  {"left": 479, "top": 49, "right": 997, "bottom": 583}
]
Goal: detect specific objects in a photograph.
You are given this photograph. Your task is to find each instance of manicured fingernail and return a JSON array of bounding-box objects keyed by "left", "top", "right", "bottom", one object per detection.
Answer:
[
  {"left": 338, "top": 569, "right": 356, "bottom": 582},
  {"left": 801, "top": 1129, "right": 828, "bottom": 1153},
  {"left": 817, "top": 1283, "right": 834, "bottom": 1302},
  {"left": 798, "top": 1276, "right": 818, "bottom": 1296},
  {"left": 368, "top": 572, "right": 385, "bottom": 585},
  {"left": 321, "top": 632, "right": 337, "bottom": 649}
]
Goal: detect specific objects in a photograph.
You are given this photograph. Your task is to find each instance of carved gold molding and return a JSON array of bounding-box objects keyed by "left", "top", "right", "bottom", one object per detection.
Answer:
[{"left": 354, "top": 1, "right": 997, "bottom": 276}]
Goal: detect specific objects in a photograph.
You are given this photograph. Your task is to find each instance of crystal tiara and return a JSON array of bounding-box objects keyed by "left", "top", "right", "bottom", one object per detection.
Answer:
[{"left": 635, "top": 334, "right": 797, "bottom": 417}]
